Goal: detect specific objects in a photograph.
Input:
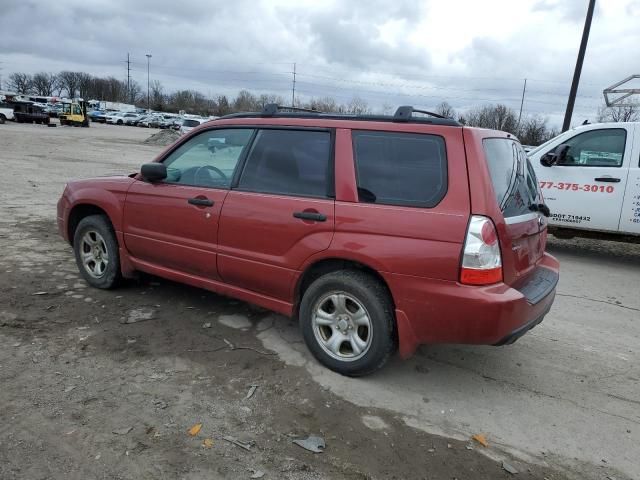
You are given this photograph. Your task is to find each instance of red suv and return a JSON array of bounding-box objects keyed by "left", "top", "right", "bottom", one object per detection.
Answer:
[{"left": 57, "top": 105, "right": 559, "bottom": 376}]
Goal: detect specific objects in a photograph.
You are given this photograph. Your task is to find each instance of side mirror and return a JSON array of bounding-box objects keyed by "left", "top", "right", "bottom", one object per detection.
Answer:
[
  {"left": 140, "top": 163, "right": 167, "bottom": 182},
  {"left": 540, "top": 144, "right": 570, "bottom": 167}
]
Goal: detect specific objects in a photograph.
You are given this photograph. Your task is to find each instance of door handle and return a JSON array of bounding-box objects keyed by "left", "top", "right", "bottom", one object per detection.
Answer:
[
  {"left": 594, "top": 177, "right": 621, "bottom": 183},
  {"left": 188, "top": 197, "right": 214, "bottom": 206},
  {"left": 293, "top": 211, "right": 327, "bottom": 222}
]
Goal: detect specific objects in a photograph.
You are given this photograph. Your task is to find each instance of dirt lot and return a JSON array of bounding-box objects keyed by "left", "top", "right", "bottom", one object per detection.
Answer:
[{"left": 0, "top": 120, "right": 637, "bottom": 480}]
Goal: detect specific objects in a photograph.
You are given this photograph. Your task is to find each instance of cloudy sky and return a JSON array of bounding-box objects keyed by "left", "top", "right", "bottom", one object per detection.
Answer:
[{"left": 1, "top": 0, "right": 639, "bottom": 127}]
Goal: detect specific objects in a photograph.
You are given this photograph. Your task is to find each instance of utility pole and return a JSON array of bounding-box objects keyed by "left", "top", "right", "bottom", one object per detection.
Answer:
[
  {"left": 126, "top": 53, "right": 131, "bottom": 102},
  {"left": 145, "top": 54, "right": 152, "bottom": 111},
  {"left": 291, "top": 62, "right": 296, "bottom": 107},
  {"left": 517, "top": 78, "right": 527, "bottom": 130},
  {"left": 562, "top": 0, "right": 596, "bottom": 132}
]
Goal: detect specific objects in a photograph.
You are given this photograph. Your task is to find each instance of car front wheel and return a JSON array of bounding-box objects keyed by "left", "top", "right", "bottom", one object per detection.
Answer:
[
  {"left": 73, "top": 215, "right": 121, "bottom": 289},
  {"left": 299, "top": 270, "right": 396, "bottom": 376}
]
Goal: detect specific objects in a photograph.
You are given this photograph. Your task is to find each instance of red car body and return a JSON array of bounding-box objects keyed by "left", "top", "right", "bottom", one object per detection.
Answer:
[{"left": 57, "top": 115, "right": 559, "bottom": 359}]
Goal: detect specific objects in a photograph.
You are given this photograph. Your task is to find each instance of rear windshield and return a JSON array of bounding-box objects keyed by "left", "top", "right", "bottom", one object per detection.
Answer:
[
  {"left": 483, "top": 138, "right": 539, "bottom": 216},
  {"left": 183, "top": 119, "right": 200, "bottom": 127}
]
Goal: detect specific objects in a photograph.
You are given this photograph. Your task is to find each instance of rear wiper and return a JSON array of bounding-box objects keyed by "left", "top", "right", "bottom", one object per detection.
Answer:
[{"left": 529, "top": 203, "right": 550, "bottom": 217}]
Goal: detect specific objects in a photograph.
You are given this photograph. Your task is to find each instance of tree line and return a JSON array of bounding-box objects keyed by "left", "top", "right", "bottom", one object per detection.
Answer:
[{"left": 4, "top": 70, "right": 638, "bottom": 146}]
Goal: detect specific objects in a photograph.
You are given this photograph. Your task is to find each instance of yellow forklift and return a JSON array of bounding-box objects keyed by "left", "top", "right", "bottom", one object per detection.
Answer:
[{"left": 59, "top": 99, "right": 89, "bottom": 127}]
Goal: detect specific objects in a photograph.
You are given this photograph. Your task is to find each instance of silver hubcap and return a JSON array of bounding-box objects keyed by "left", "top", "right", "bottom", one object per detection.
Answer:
[
  {"left": 312, "top": 292, "right": 372, "bottom": 362},
  {"left": 80, "top": 230, "right": 109, "bottom": 279}
]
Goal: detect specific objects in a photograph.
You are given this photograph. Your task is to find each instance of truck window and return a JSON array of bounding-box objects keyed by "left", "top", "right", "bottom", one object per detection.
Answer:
[
  {"left": 483, "top": 138, "right": 539, "bottom": 217},
  {"left": 549, "top": 128, "right": 626, "bottom": 168}
]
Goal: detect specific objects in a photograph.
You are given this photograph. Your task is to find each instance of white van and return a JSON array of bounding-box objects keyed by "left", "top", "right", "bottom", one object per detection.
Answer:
[{"left": 528, "top": 122, "right": 639, "bottom": 240}]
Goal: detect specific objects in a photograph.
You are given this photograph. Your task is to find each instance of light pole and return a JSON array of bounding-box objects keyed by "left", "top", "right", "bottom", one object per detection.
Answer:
[{"left": 146, "top": 54, "right": 152, "bottom": 111}]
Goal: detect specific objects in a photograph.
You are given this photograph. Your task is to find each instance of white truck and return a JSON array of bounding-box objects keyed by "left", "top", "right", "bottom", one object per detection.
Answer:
[
  {"left": 528, "top": 122, "right": 640, "bottom": 241},
  {"left": 98, "top": 101, "right": 136, "bottom": 113}
]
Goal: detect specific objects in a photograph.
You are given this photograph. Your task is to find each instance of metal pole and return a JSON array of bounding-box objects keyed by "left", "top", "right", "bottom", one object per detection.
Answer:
[
  {"left": 146, "top": 54, "right": 152, "bottom": 111},
  {"left": 517, "top": 78, "right": 527, "bottom": 130},
  {"left": 291, "top": 62, "right": 296, "bottom": 107},
  {"left": 562, "top": 0, "right": 596, "bottom": 132}
]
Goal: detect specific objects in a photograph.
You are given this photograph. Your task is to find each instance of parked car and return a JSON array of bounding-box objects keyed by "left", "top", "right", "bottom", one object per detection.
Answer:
[
  {"left": 88, "top": 110, "right": 107, "bottom": 123},
  {"left": 106, "top": 112, "right": 137, "bottom": 125},
  {"left": 105, "top": 112, "right": 126, "bottom": 124},
  {"left": 528, "top": 121, "right": 640, "bottom": 241},
  {"left": 148, "top": 115, "right": 173, "bottom": 128},
  {"left": 179, "top": 118, "right": 206, "bottom": 135},
  {"left": 0, "top": 102, "right": 15, "bottom": 123},
  {"left": 125, "top": 113, "right": 147, "bottom": 126},
  {"left": 56, "top": 104, "right": 559, "bottom": 376}
]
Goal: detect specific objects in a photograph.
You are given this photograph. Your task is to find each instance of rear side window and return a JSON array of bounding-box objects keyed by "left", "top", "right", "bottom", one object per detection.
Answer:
[
  {"left": 483, "top": 138, "right": 539, "bottom": 216},
  {"left": 239, "top": 129, "right": 331, "bottom": 198},
  {"left": 353, "top": 131, "right": 447, "bottom": 208}
]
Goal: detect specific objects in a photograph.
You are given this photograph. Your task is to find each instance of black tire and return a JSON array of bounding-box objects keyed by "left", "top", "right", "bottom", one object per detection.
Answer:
[
  {"left": 117, "top": 119, "right": 123, "bottom": 125},
  {"left": 73, "top": 215, "right": 122, "bottom": 289},
  {"left": 299, "top": 270, "right": 396, "bottom": 376},
  {"left": 0, "top": 114, "right": 5, "bottom": 124}
]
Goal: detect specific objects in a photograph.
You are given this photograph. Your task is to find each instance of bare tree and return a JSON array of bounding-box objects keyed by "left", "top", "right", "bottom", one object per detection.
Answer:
[
  {"left": 31, "top": 72, "right": 58, "bottom": 96},
  {"left": 258, "top": 93, "right": 285, "bottom": 108},
  {"left": 518, "top": 116, "right": 552, "bottom": 146},
  {"left": 233, "top": 90, "right": 259, "bottom": 112},
  {"left": 597, "top": 103, "right": 639, "bottom": 122},
  {"left": 128, "top": 80, "right": 143, "bottom": 104},
  {"left": 466, "top": 104, "right": 518, "bottom": 132},
  {"left": 76, "top": 72, "right": 93, "bottom": 99},
  {"left": 57, "top": 71, "right": 80, "bottom": 98},
  {"left": 6, "top": 73, "right": 33, "bottom": 94},
  {"left": 435, "top": 101, "right": 455, "bottom": 119},
  {"left": 214, "top": 95, "right": 232, "bottom": 116},
  {"left": 346, "top": 96, "right": 371, "bottom": 115},
  {"left": 305, "top": 97, "right": 340, "bottom": 113},
  {"left": 150, "top": 80, "right": 165, "bottom": 109}
]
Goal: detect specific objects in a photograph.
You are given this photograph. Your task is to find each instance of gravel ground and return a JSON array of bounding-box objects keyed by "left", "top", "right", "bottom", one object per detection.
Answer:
[{"left": 0, "top": 120, "right": 636, "bottom": 479}]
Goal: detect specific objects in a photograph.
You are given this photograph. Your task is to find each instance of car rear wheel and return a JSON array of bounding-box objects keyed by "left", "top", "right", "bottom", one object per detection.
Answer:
[
  {"left": 0, "top": 114, "right": 5, "bottom": 124},
  {"left": 299, "top": 270, "right": 396, "bottom": 376},
  {"left": 73, "top": 215, "right": 121, "bottom": 289}
]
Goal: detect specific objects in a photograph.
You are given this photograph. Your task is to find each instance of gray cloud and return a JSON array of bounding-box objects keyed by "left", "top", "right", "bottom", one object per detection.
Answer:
[{"left": 0, "top": 0, "right": 637, "bottom": 128}]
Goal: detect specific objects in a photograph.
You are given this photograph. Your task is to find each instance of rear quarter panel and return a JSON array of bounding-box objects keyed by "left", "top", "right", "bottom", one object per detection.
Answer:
[{"left": 305, "top": 125, "right": 470, "bottom": 282}]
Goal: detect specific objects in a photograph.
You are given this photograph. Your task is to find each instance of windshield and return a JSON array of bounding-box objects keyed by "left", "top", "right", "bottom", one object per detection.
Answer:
[{"left": 183, "top": 119, "right": 200, "bottom": 127}]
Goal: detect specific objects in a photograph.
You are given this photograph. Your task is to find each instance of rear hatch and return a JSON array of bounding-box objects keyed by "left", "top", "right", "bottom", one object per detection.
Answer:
[{"left": 482, "top": 138, "right": 546, "bottom": 283}]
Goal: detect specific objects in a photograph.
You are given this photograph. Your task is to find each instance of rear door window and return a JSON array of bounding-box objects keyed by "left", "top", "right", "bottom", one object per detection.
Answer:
[
  {"left": 483, "top": 138, "right": 539, "bottom": 217},
  {"left": 352, "top": 131, "right": 447, "bottom": 208}
]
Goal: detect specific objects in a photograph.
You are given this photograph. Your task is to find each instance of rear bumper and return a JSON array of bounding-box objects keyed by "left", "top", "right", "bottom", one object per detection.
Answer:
[{"left": 388, "top": 253, "right": 559, "bottom": 358}]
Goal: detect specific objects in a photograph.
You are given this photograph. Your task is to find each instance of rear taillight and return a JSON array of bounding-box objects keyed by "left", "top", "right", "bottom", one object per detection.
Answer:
[{"left": 460, "top": 215, "right": 502, "bottom": 285}]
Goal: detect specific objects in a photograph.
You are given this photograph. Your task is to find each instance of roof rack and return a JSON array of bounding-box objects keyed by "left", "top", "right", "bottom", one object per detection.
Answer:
[
  {"left": 393, "top": 106, "right": 446, "bottom": 121},
  {"left": 262, "top": 103, "right": 322, "bottom": 116},
  {"left": 219, "top": 104, "right": 461, "bottom": 127}
]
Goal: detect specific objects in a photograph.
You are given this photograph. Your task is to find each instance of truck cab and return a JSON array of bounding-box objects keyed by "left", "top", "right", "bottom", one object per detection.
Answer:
[{"left": 528, "top": 122, "right": 640, "bottom": 240}]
